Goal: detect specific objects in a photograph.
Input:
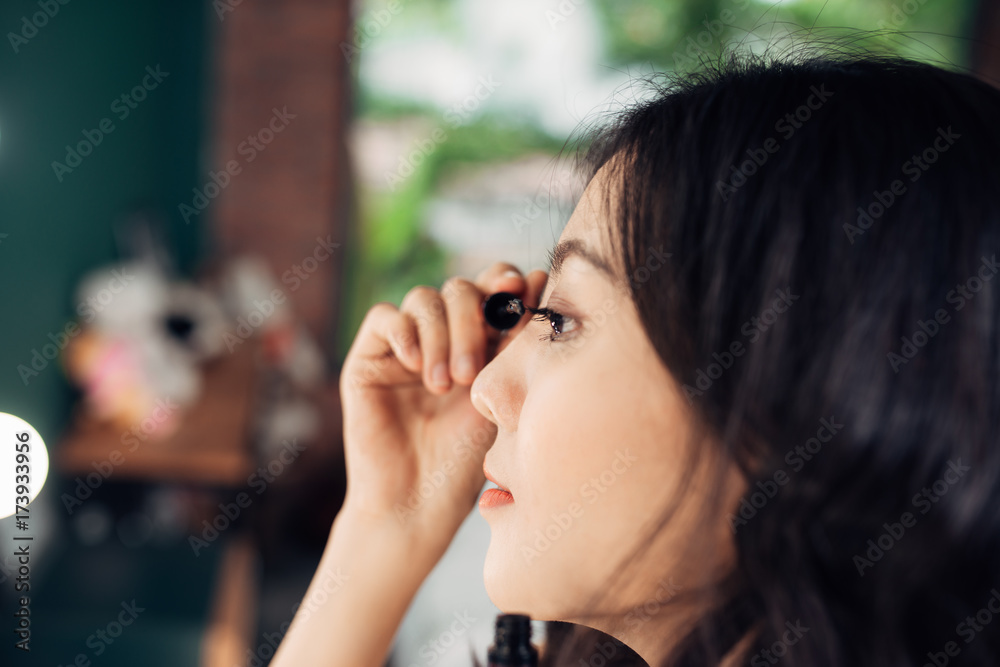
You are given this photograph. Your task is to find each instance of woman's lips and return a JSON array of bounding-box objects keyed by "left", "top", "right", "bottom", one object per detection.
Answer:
[
  {"left": 479, "top": 487, "right": 514, "bottom": 510},
  {"left": 483, "top": 465, "right": 512, "bottom": 493},
  {"left": 481, "top": 464, "right": 513, "bottom": 510}
]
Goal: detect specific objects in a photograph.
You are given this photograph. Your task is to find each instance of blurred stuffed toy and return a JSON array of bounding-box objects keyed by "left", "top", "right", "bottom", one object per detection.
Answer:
[
  {"left": 61, "top": 207, "right": 326, "bottom": 457},
  {"left": 63, "top": 259, "right": 228, "bottom": 440}
]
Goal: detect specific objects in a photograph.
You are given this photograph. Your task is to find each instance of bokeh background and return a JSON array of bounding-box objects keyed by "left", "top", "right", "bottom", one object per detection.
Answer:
[{"left": 0, "top": 0, "right": 996, "bottom": 665}]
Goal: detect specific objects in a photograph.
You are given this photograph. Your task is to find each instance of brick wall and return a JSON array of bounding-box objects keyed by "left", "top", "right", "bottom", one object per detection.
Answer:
[
  {"left": 973, "top": 0, "right": 1000, "bottom": 87},
  {"left": 207, "top": 0, "right": 353, "bottom": 363}
]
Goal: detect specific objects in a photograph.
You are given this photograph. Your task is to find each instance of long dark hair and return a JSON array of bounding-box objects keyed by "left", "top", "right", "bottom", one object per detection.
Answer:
[{"left": 474, "top": 48, "right": 1000, "bottom": 667}]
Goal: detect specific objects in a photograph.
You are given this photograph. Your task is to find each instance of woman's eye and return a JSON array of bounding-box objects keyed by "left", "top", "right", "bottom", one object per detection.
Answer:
[{"left": 530, "top": 307, "right": 577, "bottom": 342}]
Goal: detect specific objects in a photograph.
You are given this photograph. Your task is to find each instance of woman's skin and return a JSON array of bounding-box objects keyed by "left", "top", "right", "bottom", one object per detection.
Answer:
[{"left": 271, "top": 163, "right": 748, "bottom": 667}]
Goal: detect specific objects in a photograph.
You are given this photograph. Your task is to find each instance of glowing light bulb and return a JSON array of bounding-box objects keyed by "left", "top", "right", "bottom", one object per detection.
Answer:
[{"left": 1, "top": 413, "right": 50, "bottom": 521}]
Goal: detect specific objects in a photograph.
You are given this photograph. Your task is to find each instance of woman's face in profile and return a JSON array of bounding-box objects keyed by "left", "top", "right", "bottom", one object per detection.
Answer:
[{"left": 470, "top": 164, "right": 747, "bottom": 646}]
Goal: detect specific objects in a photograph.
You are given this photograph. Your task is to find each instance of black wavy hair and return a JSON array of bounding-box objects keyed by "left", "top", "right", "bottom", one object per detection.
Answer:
[{"left": 471, "top": 47, "right": 1000, "bottom": 667}]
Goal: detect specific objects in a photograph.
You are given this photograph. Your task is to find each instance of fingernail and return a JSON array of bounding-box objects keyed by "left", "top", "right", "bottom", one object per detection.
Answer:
[
  {"left": 455, "top": 353, "right": 475, "bottom": 379},
  {"left": 500, "top": 270, "right": 521, "bottom": 281},
  {"left": 431, "top": 362, "right": 450, "bottom": 386}
]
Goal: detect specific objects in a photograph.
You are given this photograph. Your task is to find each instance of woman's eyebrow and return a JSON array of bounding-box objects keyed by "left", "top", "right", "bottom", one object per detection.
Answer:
[{"left": 545, "top": 238, "right": 615, "bottom": 281}]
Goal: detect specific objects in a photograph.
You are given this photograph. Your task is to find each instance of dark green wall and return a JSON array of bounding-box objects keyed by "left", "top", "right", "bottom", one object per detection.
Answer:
[{"left": 0, "top": 0, "right": 209, "bottom": 446}]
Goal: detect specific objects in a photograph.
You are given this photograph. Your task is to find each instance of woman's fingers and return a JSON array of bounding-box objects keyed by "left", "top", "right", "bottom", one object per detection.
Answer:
[
  {"left": 403, "top": 265, "right": 527, "bottom": 392},
  {"left": 473, "top": 263, "right": 531, "bottom": 348},
  {"left": 347, "top": 302, "right": 419, "bottom": 363},
  {"left": 441, "top": 276, "right": 487, "bottom": 386},
  {"left": 387, "top": 312, "right": 422, "bottom": 373},
  {"left": 399, "top": 285, "right": 452, "bottom": 394},
  {"left": 348, "top": 263, "right": 550, "bottom": 395},
  {"left": 474, "top": 262, "right": 525, "bottom": 292},
  {"left": 341, "top": 302, "right": 421, "bottom": 393}
]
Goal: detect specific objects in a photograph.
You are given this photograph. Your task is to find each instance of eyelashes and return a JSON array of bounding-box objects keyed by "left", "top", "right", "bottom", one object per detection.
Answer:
[{"left": 528, "top": 306, "right": 576, "bottom": 343}]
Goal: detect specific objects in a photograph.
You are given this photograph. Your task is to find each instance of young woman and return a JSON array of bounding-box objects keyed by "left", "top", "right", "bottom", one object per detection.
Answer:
[{"left": 271, "top": 50, "right": 1000, "bottom": 666}]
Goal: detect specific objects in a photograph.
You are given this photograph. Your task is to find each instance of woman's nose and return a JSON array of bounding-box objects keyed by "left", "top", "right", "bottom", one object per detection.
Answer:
[{"left": 470, "top": 335, "right": 526, "bottom": 432}]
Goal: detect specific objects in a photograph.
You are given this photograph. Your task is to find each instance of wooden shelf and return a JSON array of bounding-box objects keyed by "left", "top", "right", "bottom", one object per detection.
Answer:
[{"left": 56, "top": 341, "right": 259, "bottom": 487}]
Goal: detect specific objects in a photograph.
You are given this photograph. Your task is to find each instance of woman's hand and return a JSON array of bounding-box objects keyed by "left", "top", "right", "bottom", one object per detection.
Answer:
[
  {"left": 272, "top": 263, "right": 547, "bottom": 667},
  {"left": 338, "top": 262, "right": 548, "bottom": 560}
]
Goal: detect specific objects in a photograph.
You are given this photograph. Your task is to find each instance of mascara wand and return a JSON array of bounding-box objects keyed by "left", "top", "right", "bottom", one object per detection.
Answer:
[{"left": 482, "top": 292, "right": 541, "bottom": 331}]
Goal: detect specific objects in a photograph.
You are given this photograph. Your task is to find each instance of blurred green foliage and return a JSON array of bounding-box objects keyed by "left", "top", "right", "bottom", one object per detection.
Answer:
[
  {"left": 338, "top": 101, "right": 566, "bottom": 362},
  {"left": 338, "top": 0, "right": 979, "bottom": 364},
  {"left": 592, "top": 0, "right": 977, "bottom": 72}
]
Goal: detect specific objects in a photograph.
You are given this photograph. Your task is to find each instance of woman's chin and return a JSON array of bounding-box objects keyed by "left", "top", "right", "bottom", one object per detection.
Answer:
[
  {"left": 482, "top": 542, "right": 513, "bottom": 607},
  {"left": 484, "top": 543, "right": 537, "bottom": 615},
  {"left": 483, "top": 541, "right": 582, "bottom": 622}
]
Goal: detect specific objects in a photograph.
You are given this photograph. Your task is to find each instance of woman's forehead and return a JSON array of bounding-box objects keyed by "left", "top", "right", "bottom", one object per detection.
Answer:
[{"left": 559, "top": 159, "right": 626, "bottom": 276}]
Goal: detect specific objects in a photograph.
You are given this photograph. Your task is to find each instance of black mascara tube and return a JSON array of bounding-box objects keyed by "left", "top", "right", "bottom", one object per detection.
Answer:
[
  {"left": 483, "top": 292, "right": 536, "bottom": 330},
  {"left": 487, "top": 613, "right": 538, "bottom": 667}
]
